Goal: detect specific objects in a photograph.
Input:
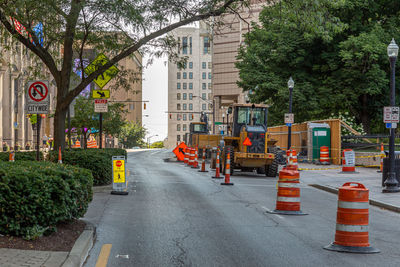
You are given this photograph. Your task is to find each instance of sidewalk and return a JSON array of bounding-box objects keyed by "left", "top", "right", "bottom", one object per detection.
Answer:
[{"left": 298, "top": 163, "right": 400, "bottom": 212}]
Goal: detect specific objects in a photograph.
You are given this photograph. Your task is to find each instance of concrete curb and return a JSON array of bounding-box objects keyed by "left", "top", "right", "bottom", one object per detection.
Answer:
[
  {"left": 61, "top": 221, "right": 96, "bottom": 267},
  {"left": 309, "top": 184, "right": 400, "bottom": 213}
]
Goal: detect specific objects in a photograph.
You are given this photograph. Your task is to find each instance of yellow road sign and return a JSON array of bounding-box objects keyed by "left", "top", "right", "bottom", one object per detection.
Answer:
[
  {"left": 113, "top": 159, "right": 125, "bottom": 183},
  {"left": 84, "top": 53, "right": 119, "bottom": 88},
  {"left": 92, "top": 90, "right": 110, "bottom": 99}
]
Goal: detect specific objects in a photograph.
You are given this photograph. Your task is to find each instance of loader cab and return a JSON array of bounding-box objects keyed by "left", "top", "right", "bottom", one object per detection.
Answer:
[{"left": 231, "top": 104, "right": 268, "bottom": 137}]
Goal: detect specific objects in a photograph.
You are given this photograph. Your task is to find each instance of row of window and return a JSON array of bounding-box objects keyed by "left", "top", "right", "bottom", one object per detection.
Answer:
[
  {"left": 177, "top": 72, "right": 211, "bottom": 80},
  {"left": 177, "top": 93, "right": 211, "bottom": 100},
  {"left": 177, "top": 124, "right": 188, "bottom": 131},
  {"left": 178, "top": 36, "right": 210, "bottom": 55},
  {"left": 177, "top": 82, "right": 211, "bottom": 90},
  {"left": 180, "top": 62, "right": 211, "bottom": 70},
  {"left": 173, "top": 114, "right": 194, "bottom": 121},
  {"left": 177, "top": 103, "right": 211, "bottom": 111}
]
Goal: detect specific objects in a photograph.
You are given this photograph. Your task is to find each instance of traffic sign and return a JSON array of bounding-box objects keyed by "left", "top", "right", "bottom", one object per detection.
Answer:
[
  {"left": 173, "top": 142, "right": 187, "bottom": 161},
  {"left": 284, "top": 113, "right": 294, "bottom": 124},
  {"left": 243, "top": 137, "right": 252, "bottom": 146},
  {"left": 386, "top": 123, "right": 398, "bottom": 129},
  {"left": 84, "top": 53, "right": 119, "bottom": 88},
  {"left": 92, "top": 89, "right": 110, "bottom": 99},
  {"left": 26, "top": 80, "right": 50, "bottom": 114},
  {"left": 286, "top": 123, "right": 292, "bottom": 127},
  {"left": 112, "top": 156, "right": 128, "bottom": 195},
  {"left": 383, "top": 106, "right": 400, "bottom": 123},
  {"left": 94, "top": 99, "right": 108, "bottom": 113}
]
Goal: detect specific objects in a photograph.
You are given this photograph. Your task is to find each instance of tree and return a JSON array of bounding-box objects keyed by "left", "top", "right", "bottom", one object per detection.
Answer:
[
  {"left": 236, "top": 0, "right": 400, "bottom": 133},
  {"left": 120, "top": 122, "right": 146, "bottom": 148},
  {"left": 151, "top": 141, "right": 164, "bottom": 148},
  {"left": 0, "top": 0, "right": 248, "bottom": 149},
  {"left": 70, "top": 96, "right": 126, "bottom": 148}
]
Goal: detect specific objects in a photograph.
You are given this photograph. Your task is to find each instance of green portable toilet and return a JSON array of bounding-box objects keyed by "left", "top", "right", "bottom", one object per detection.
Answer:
[{"left": 307, "top": 123, "right": 331, "bottom": 162}]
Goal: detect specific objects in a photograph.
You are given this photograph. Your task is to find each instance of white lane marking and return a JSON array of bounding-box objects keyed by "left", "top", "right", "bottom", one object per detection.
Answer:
[
  {"left": 261, "top": 206, "right": 284, "bottom": 219},
  {"left": 115, "top": 254, "right": 129, "bottom": 259}
]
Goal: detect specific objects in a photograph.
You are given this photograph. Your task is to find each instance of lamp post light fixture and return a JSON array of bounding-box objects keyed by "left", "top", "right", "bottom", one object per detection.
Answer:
[
  {"left": 287, "top": 77, "right": 294, "bottom": 150},
  {"left": 383, "top": 39, "right": 400, "bottom": 193}
]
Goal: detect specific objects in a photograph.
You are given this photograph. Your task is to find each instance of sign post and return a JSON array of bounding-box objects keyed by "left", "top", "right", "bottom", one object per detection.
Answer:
[
  {"left": 26, "top": 81, "right": 50, "bottom": 160},
  {"left": 111, "top": 156, "right": 128, "bottom": 195}
]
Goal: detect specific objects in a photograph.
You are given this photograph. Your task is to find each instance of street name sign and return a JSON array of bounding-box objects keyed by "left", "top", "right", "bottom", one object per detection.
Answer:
[
  {"left": 84, "top": 53, "right": 119, "bottom": 88},
  {"left": 92, "top": 89, "right": 110, "bottom": 99},
  {"left": 94, "top": 99, "right": 108, "bottom": 113},
  {"left": 111, "top": 156, "right": 128, "bottom": 195},
  {"left": 383, "top": 106, "right": 400, "bottom": 123},
  {"left": 284, "top": 113, "right": 294, "bottom": 124},
  {"left": 26, "top": 80, "right": 49, "bottom": 114}
]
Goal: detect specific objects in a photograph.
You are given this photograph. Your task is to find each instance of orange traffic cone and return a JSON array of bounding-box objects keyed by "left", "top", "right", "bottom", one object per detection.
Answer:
[
  {"left": 58, "top": 146, "right": 62, "bottom": 164},
  {"left": 377, "top": 143, "right": 385, "bottom": 173},
  {"left": 9, "top": 151, "right": 15, "bottom": 162},
  {"left": 192, "top": 147, "right": 199, "bottom": 169},
  {"left": 199, "top": 147, "right": 208, "bottom": 172},
  {"left": 212, "top": 150, "right": 222, "bottom": 179},
  {"left": 221, "top": 151, "right": 234, "bottom": 185}
]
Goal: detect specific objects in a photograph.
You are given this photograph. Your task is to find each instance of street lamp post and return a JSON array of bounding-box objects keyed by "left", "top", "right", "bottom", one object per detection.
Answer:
[
  {"left": 147, "top": 134, "right": 158, "bottom": 148},
  {"left": 222, "top": 113, "right": 225, "bottom": 134},
  {"left": 383, "top": 39, "right": 400, "bottom": 193},
  {"left": 287, "top": 77, "right": 294, "bottom": 150}
]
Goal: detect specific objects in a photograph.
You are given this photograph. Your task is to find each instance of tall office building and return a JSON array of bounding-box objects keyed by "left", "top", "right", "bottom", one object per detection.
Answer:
[{"left": 167, "top": 22, "right": 213, "bottom": 148}]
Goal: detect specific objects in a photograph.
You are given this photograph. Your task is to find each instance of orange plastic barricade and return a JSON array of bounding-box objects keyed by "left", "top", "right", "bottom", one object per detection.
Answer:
[
  {"left": 341, "top": 149, "right": 358, "bottom": 173},
  {"left": 221, "top": 151, "right": 233, "bottom": 185},
  {"left": 212, "top": 150, "right": 222, "bottom": 179},
  {"left": 173, "top": 142, "right": 187, "bottom": 161},
  {"left": 319, "top": 146, "right": 330, "bottom": 165},
  {"left": 324, "top": 182, "right": 379, "bottom": 253},
  {"left": 198, "top": 147, "right": 208, "bottom": 172}
]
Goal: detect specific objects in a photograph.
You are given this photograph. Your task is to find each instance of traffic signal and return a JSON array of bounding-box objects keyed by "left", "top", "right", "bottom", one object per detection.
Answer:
[{"left": 144, "top": 103, "right": 146, "bottom": 110}]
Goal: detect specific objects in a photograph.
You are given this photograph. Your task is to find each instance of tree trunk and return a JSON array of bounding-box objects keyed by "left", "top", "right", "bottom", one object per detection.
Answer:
[
  {"left": 360, "top": 94, "right": 370, "bottom": 134},
  {"left": 53, "top": 108, "right": 67, "bottom": 150}
]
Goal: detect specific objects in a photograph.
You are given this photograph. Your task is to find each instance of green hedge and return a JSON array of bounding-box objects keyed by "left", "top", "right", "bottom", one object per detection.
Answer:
[
  {"left": 0, "top": 151, "right": 44, "bottom": 161},
  {"left": 49, "top": 148, "right": 127, "bottom": 186},
  {"left": 0, "top": 161, "right": 93, "bottom": 239}
]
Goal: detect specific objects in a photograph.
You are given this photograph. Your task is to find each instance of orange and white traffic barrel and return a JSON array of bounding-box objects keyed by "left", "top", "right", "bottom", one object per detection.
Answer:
[
  {"left": 188, "top": 148, "right": 194, "bottom": 167},
  {"left": 287, "top": 148, "right": 298, "bottom": 170},
  {"left": 199, "top": 146, "right": 208, "bottom": 172},
  {"left": 221, "top": 151, "right": 233, "bottom": 185},
  {"left": 184, "top": 147, "right": 189, "bottom": 165},
  {"left": 212, "top": 150, "right": 222, "bottom": 179},
  {"left": 319, "top": 146, "right": 330, "bottom": 165},
  {"left": 324, "top": 182, "right": 379, "bottom": 253},
  {"left": 267, "top": 167, "right": 307, "bottom": 215},
  {"left": 341, "top": 149, "right": 357, "bottom": 173},
  {"left": 9, "top": 151, "right": 15, "bottom": 162},
  {"left": 192, "top": 147, "right": 199, "bottom": 169}
]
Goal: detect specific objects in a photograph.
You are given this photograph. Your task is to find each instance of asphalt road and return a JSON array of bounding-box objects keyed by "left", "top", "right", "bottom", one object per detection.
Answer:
[{"left": 83, "top": 149, "right": 400, "bottom": 267}]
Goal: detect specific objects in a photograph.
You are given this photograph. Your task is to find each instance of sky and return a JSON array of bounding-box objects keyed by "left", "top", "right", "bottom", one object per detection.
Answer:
[{"left": 142, "top": 55, "right": 168, "bottom": 143}]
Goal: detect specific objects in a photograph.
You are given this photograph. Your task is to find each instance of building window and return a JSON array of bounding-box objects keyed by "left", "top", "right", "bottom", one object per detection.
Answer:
[
  {"left": 183, "top": 62, "right": 187, "bottom": 69},
  {"left": 202, "top": 83, "right": 206, "bottom": 90},
  {"left": 189, "top": 37, "right": 192, "bottom": 54},
  {"left": 208, "top": 83, "right": 211, "bottom": 89},
  {"left": 129, "top": 103, "right": 135, "bottom": 110},
  {"left": 189, "top": 103, "right": 193, "bottom": 110},
  {"left": 209, "top": 104, "right": 212, "bottom": 110},
  {"left": 189, "top": 72, "right": 193, "bottom": 79},
  {"left": 189, "top": 93, "right": 193, "bottom": 100},
  {"left": 177, "top": 72, "right": 181, "bottom": 79},
  {"left": 177, "top": 135, "right": 181, "bottom": 141},
  {"left": 183, "top": 114, "right": 187, "bottom": 121},
  {"left": 183, "top": 83, "right": 187, "bottom": 89},
  {"left": 189, "top": 114, "right": 193, "bottom": 121},
  {"left": 208, "top": 72, "right": 212, "bottom": 79},
  {"left": 183, "top": 72, "right": 187, "bottom": 79},
  {"left": 208, "top": 62, "right": 212, "bottom": 69},
  {"left": 202, "top": 72, "right": 206, "bottom": 79},
  {"left": 208, "top": 93, "right": 212, "bottom": 100},
  {"left": 177, "top": 93, "right": 181, "bottom": 100},
  {"left": 202, "top": 93, "right": 206, "bottom": 100},
  {"left": 183, "top": 124, "right": 187, "bottom": 131},
  {"left": 177, "top": 83, "right": 181, "bottom": 89},
  {"left": 177, "top": 124, "right": 181, "bottom": 131},
  {"left": 183, "top": 93, "right": 187, "bottom": 100},
  {"left": 182, "top": 37, "right": 188, "bottom": 54},
  {"left": 177, "top": 104, "right": 181, "bottom": 110},
  {"left": 202, "top": 104, "right": 206, "bottom": 110},
  {"left": 189, "top": 83, "right": 193, "bottom": 89},
  {"left": 177, "top": 114, "right": 181, "bottom": 120},
  {"left": 189, "top": 62, "right": 193, "bottom": 69},
  {"left": 183, "top": 103, "right": 187, "bottom": 110},
  {"left": 202, "top": 62, "right": 206, "bottom": 69},
  {"left": 203, "top": 36, "right": 210, "bottom": 54}
]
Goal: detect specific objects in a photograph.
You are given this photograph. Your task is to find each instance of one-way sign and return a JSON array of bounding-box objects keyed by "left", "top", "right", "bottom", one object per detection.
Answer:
[{"left": 26, "top": 80, "right": 50, "bottom": 114}]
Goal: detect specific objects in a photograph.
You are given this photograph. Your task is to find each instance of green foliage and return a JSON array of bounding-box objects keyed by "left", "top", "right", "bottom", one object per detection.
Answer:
[
  {"left": 48, "top": 148, "right": 127, "bottom": 186},
  {"left": 151, "top": 141, "right": 164, "bottom": 148},
  {"left": 0, "top": 151, "right": 43, "bottom": 161},
  {"left": 120, "top": 122, "right": 146, "bottom": 148},
  {"left": 0, "top": 161, "right": 93, "bottom": 239},
  {"left": 236, "top": 0, "right": 400, "bottom": 133}
]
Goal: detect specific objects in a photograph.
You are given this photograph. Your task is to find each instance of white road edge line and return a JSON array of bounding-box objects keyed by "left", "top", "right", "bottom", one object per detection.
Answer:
[{"left": 261, "top": 206, "right": 284, "bottom": 219}]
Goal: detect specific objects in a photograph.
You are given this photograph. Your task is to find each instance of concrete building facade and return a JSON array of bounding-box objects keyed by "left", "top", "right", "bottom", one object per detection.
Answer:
[{"left": 167, "top": 22, "right": 213, "bottom": 148}]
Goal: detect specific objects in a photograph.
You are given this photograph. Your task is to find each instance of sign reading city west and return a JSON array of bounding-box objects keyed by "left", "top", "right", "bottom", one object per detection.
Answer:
[
  {"left": 25, "top": 80, "right": 50, "bottom": 114},
  {"left": 92, "top": 89, "right": 110, "bottom": 99},
  {"left": 84, "top": 53, "right": 119, "bottom": 88}
]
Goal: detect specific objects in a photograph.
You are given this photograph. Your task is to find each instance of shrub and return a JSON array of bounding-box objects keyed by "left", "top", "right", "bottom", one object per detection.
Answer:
[
  {"left": 0, "top": 161, "right": 93, "bottom": 239},
  {"left": 0, "top": 151, "right": 44, "bottom": 161},
  {"left": 48, "top": 148, "right": 127, "bottom": 186}
]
